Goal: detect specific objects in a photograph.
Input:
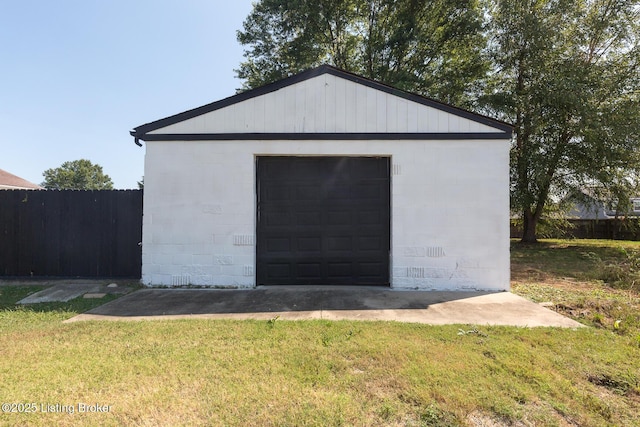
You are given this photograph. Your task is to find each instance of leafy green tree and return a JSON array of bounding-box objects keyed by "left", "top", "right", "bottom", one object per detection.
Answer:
[
  {"left": 42, "top": 159, "right": 114, "bottom": 190},
  {"left": 483, "top": 0, "right": 640, "bottom": 242},
  {"left": 236, "top": 0, "right": 488, "bottom": 107},
  {"left": 238, "top": 0, "right": 640, "bottom": 243}
]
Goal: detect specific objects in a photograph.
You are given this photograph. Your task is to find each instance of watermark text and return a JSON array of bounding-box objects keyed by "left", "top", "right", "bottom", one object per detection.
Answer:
[{"left": 2, "top": 402, "right": 111, "bottom": 414}]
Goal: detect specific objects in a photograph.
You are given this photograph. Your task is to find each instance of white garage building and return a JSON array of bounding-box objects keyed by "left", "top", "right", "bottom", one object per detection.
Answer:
[{"left": 131, "top": 65, "right": 512, "bottom": 290}]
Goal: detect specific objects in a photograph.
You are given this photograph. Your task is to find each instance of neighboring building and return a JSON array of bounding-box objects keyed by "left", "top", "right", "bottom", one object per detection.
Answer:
[
  {"left": 567, "top": 191, "right": 640, "bottom": 219},
  {"left": 567, "top": 195, "right": 612, "bottom": 220},
  {"left": 130, "top": 65, "right": 513, "bottom": 291},
  {"left": 608, "top": 198, "right": 640, "bottom": 218},
  {"left": 0, "top": 169, "right": 43, "bottom": 190}
]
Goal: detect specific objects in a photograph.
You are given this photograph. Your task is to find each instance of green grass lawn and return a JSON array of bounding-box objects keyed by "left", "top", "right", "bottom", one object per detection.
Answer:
[
  {"left": 511, "top": 239, "right": 640, "bottom": 338},
  {"left": 1, "top": 240, "right": 639, "bottom": 426}
]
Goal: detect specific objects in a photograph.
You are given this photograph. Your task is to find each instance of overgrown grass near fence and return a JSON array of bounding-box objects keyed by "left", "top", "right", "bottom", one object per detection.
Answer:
[{"left": 511, "top": 239, "right": 640, "bottom": 344}]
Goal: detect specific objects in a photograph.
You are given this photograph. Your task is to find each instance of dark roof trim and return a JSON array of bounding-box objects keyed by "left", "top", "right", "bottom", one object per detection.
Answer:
[
  {"left": 131, "top": 65, "right": 513, "bottom": 143},
  {"left": 137, "top": 132, "right": 513, "bottom": 141}
]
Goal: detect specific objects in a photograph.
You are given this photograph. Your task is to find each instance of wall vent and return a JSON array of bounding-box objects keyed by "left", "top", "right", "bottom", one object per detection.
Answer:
[
  {"left": 392, "top": 164, "right": 402, "bottom": 176},
  {"left": 243, "top": 265, "right": 254, "bottom": 276},
  {"left": 234, "top": 235, "right": 255, "bottom": 246},
  {"left": 408, "top": 267, "right": 425, "bottom": 278},
  {"left": 172, "top": 274, "right": 190, "bottom": 286},
  {"left": 426, "top": 247, "right": 445, "bottom": 257}
]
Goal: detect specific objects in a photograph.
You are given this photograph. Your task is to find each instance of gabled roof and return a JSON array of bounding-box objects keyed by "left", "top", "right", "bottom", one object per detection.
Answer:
[
  {"left": 0, "top": 169, "right": 43, "bottom": 190},
  {"left": 131, "top": 65, "right": 513, "bottom": 145}
]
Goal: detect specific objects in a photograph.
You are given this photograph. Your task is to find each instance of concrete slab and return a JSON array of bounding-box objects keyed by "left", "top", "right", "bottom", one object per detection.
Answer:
[
  {"left": 0, "top": 279, "right": 134, "bottom": 287},
  {"left": 16, "top": 283, "right": 134, "bottom": 304},
  {"left": 65, "top": 287, "right": 584, "bottom": 328},
  {"left": 18, "top": 283, "right": 103, "bottom": 304},
  {"left": 83, "top": 293, "right": 107, "bottom": 299}
]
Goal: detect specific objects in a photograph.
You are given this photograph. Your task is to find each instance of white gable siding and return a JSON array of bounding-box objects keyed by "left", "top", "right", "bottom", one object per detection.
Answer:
[{"left": 147, "top": 74, "right": 502, "bottom": 135}]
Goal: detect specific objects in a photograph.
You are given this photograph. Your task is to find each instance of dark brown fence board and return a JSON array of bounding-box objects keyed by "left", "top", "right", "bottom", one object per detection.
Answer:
[
  {"left": 0, "top": 190, "right": 142, "bottom": 278},
  {"left": 511, "top": 218, "right": 640, "bottom": 241}
]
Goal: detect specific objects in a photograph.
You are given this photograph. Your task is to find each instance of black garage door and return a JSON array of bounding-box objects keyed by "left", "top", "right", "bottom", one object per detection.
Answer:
[{"left": 256, "top": 156, "right": 390, "bottom": 285}]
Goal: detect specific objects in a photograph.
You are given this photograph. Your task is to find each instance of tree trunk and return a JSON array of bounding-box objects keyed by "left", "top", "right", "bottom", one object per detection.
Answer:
[{"left": 521, "top": 210, "right": 538, "bottom": 243}]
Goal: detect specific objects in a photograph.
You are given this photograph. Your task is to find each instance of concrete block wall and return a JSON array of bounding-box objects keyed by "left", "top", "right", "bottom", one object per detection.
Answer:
[
  {"left": 142, "top": 141, "right": 256, "bottom": 288},
  {"left": 390, "top": 140, "right": 510, "bottom": 290},
  {"left": 142, "top": 139, "right": 509, "bottom": 291}
]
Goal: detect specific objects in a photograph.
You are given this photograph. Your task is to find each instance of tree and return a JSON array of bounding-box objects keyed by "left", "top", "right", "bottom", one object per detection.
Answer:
[
  {"left": 236, "top": 0, "right": 489, "bottom": 107},
  {"left": 237, "top": 0, "right": 640, "bottom": 243},
  {"left": 42, "top": 159, "right": 114, "bottom": 190},
  {"left": 483, "top": 0, "right": 640, "bottom": 242}
]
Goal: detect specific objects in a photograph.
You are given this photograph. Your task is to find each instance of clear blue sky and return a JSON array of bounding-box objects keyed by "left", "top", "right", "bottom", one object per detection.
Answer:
[{"left": 1, "top": 0, "right": 254, "bottom": 189}]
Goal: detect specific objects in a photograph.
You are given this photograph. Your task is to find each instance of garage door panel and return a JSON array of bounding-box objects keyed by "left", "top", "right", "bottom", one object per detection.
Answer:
[
  {"left": 327, "top": 210, "right": 352, "bottom": 226},
  {"left": 263, "top": 158, "right": 295, "bottom": 178},
  {"left": 358, "top": 236, "right": 383, "bottom": 251},
  {"left": 291, "top": 159, "right": 324, "bottom": 176},
  {"left": 266, "top": 237, "right": 291, "bottom": 252},
  {"left": 263, "top": 210, "right": 292, "bottom": 226},
  {"left": 297, "top": 236, "right": 322, "bottom": 252},
  {"left": 327, "top": 262, "right": 353, "bottom": 278},
  {"left": 358, "top": 209, "right": 384, "bottom": 225},
  {"left": 266, "top": 263, "right": 291, "bottom": 278},
  {"left": 325, "top": 184, "right": 353, "bottom": 200},
  {"left": 357, "top": 261, "right": 386, "bottom": 278},
  {"left": 297, "top": 263, "right": 322, "bottom": 278},
  {"left": 295, "top": 184, "right": 322, "bottom": 200},
  {"left": 352, "top": 159, "right": 387, "bottom": 178},
  {"left": 327, "top": 236, "right": 352, "bottom": 252},
  {"left": 263, "top": 185, "right": 290, "bottom": 201},
  {"left": 296, "top": 211, "right": 322, "bottom": 226},
  {"left": 264, "top": 208, "right": 324, "bottom": 227},
  {"left": 257, "top": 156, "right": 390, "bottom": 285},
  {"left": 353, "top": 183, "right": 385, "bottom": 200}
]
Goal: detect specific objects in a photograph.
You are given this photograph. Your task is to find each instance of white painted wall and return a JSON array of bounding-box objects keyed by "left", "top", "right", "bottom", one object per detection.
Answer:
[{"left": 142, "top": 138, "right": 510, "bottom": 291}]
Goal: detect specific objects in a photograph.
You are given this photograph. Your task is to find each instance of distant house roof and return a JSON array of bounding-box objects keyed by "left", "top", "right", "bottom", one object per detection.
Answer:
[
  {"left": 0, "top": 169, "right": 43, "bottom": 190},
  {"left": 567, "top": 190, "right": 640, "bottom": 219},
  {"left": 567, "top": 199, "right": 613, "bottom": 220}
]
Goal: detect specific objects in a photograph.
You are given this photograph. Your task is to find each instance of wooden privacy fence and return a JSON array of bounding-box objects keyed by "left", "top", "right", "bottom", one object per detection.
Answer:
[
  {"left": 511, "top": 218, "right": 640, "bottom": 241},
  {"left": 0, "top": 190, "right": 142, "bottom": 278}
]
